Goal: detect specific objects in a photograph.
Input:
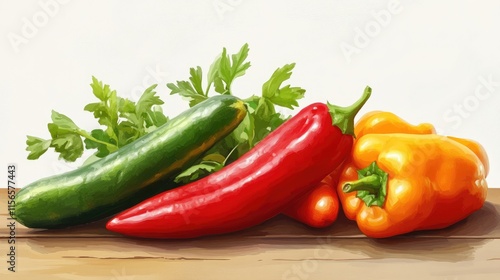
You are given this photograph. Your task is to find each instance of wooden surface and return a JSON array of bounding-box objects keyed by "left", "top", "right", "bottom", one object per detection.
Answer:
[{"left": 1, "top": 189, "right": 500, "bottom": 280}]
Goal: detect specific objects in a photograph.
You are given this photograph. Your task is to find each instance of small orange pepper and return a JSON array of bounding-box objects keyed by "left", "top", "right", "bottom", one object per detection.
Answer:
[{"left": 282, "top": 172, "right": 340, "bottom": 228}]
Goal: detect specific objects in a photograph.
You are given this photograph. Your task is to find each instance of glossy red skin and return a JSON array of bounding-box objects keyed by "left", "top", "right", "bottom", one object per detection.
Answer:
[
  {"left": 106, "top": 103, "right": 353, "bottom": 239},
  {"left": 283, "top": 168, "right": 343, "bottom": 228}
]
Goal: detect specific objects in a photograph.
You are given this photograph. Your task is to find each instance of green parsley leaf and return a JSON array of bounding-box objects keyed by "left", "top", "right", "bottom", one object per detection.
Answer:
[
  {"left": 136, "top": 85, "right": 163, "bottom": 118},
  {"left": 174, "top": 160, "right": 223, "bottom": 184},
  {"left": 51, "top": 133, "right": 84, "bottom": 162},
  {"left": 50, "top": 110, "right": 80, "bottom": 133},
  {"left": 135, "top": 84, "right": 165, "bottom": 134},
  {"left": 230, "top": 112, "right": 252, "bottom": 143},
  {"left": 117, "top": 97, "right": 136, "bottom": 114},
  {"left": 26, "top": 136, "right": 51, "bottom": 160},
  {"left": 189, "top": 66, "right": 204, "bottom": 96},
  {"left": 83, "top": 129, "right": 114, "bottom": 158},
  {"left": 169, "top": 44, "right": 251, "bottom": 104},
  {"left": 167, "top": 66, "right": 210, "bottom": 107},
  {"left": 90, "top": 76, "right": 111, "bottom": 101},
  {"left": 144, "top": 107, "right": 169, "bottom": 129},
  {"left": 46, "top": 133, "right": 81, "bottom": 161},
  {"left": 218, "top": 44, "right": 251, "bottom": 94},
  {"left": 254, "top": 97, "right": 276, "bottom": 122},
  {"left": 174, "top": 153, "right": 227, "bottom": 184},
  {"left": 262, "top": 63, "right": 305, "bottom": 109},
  {"left": 173, "top": 148, "right": 239, "bottom": 184},
  {"left": 84, "top": 79, "right": 119, "bottom": 143},
  {"left": 27, "top": 77, "right": 169, "bottom": 163},
  {"left": 114, "top": 121, "right": 137, "bottom": 147},
  {"left": 207, "top": 56, "right": 222, "bottom": 94},
  {"left": 45, "top": 111, "right": 85, "bottom": 161},
  {"left": 167, "top": 80, "right": 208, "bottom": 107}
]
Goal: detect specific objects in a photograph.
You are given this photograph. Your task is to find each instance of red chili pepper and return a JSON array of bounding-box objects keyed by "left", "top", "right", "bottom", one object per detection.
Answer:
[{"left": 106, "top": 87, "right": 371, "bottom": 239}]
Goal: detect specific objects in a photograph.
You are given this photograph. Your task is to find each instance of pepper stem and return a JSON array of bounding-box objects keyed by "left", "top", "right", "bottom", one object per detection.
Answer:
[
  {"left": 342, "top": 161, "right": 388, "bottom": 207},
  {"left": 343, "top": 174, "right": 381, "bottom": 193},
  {"left": 327, "top": 86, "right": 371, "bottom": 137}
]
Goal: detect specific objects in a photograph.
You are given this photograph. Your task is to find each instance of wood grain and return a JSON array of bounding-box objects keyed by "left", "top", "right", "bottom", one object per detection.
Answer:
[{"left": 1, "top": 189, "right": 500, "bottom": 279}]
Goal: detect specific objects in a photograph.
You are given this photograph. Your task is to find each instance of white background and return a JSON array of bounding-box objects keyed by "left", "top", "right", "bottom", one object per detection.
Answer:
[{"left": 1, "top": 0, "right": 499, "bottom": 188}]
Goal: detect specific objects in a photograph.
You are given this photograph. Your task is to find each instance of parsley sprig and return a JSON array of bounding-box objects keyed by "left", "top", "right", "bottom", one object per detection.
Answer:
[
  {"left": 168, "top": 44, "right": 305, "bottom": 183},
  {"left": 26, "top": 77, "right": 168, "bottom": 164},
  {"left": 27, "top": 44, "right": 306, "bottom": 185}
]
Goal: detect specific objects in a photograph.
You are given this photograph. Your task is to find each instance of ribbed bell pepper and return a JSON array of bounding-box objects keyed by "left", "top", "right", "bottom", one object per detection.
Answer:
[{"left": 337, "top": 111, "right": 489, "bottom": 238}]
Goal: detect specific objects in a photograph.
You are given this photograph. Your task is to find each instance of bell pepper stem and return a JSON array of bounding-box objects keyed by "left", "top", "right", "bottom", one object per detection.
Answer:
[
  {"left": 343, "top": 174, "right": 381, "bottom": 194},
  {"left": 342, "top": 161, "right": 389, "bottom": 207},
  {"left": 327, "top": 86, "right": 371, "bottom": 137}
]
